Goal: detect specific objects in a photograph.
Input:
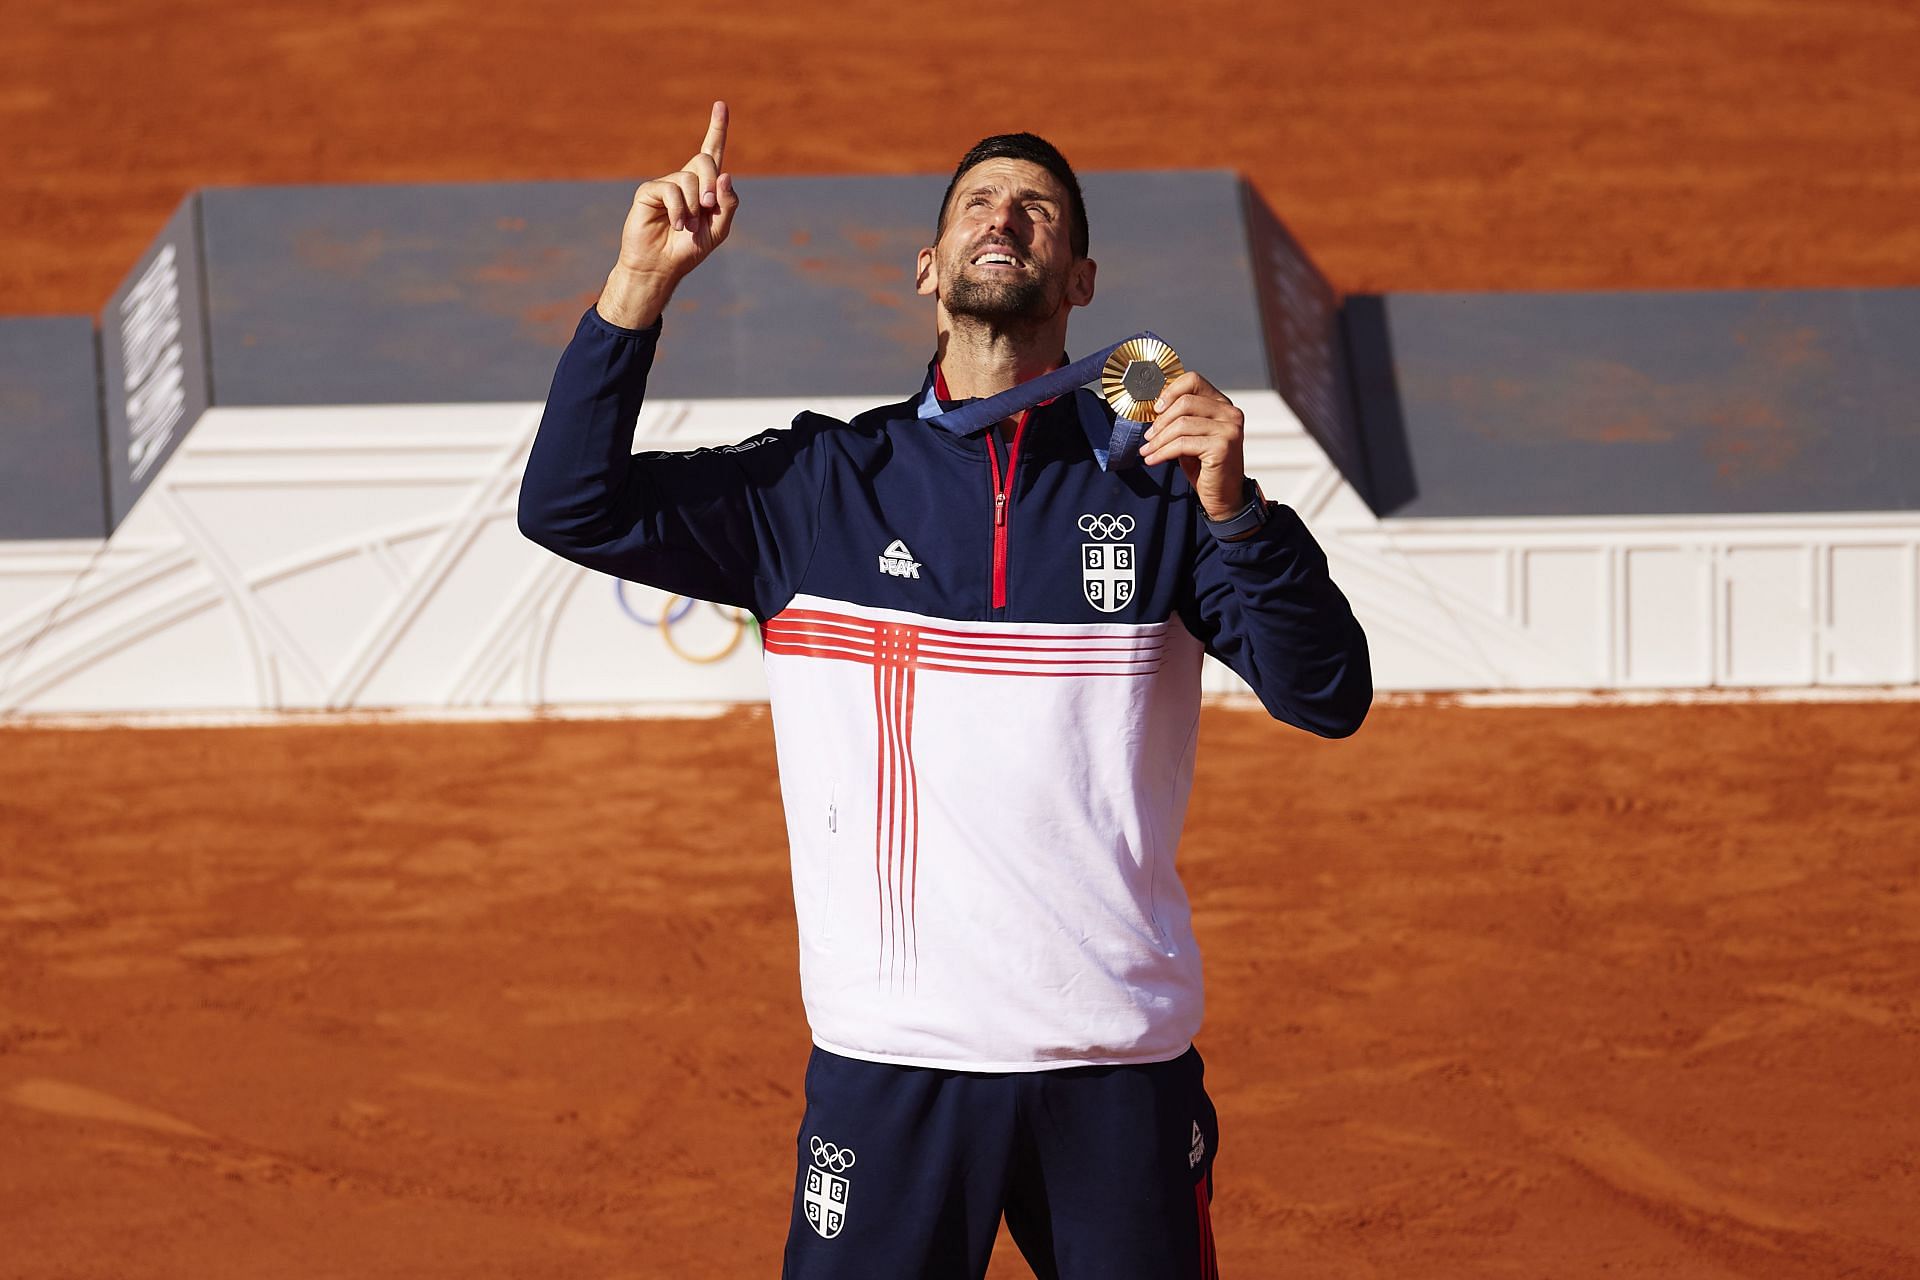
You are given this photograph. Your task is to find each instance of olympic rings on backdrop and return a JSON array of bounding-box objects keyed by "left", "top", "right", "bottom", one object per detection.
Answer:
[
  {"left": 614, "top": 580, "right": 697, "bottom": 627},
  {"left": 811, "top": 1136, "right": 856, "bottom": 1173},
  {"left": 658, "top": 595, "right": 754, "bottom": 664},
  {"left": 613, "top": 579, "right": 757, "bottom": 665},
  {"left": 1077, "top": 513, "right": 1136, "bottom": 541}
]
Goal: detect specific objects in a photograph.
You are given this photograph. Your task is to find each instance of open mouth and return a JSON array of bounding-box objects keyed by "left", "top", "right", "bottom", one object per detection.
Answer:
[{"left": 969, "top": 248, "right": 1026, "bottom": 270}]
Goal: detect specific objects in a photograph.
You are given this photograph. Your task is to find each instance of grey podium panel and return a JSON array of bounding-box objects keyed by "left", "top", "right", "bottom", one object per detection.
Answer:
[
  {"left": 1357, "top": 290, "right": 1920, "bottom": 517},
  {"left": 1245, "top": 188, "right": 1361, "bottom": 497},
  {"left": 99, "top": 193, "right": 212, "bottom": 529},
  {"left": 26, "top": 173, "right": 1920, "bottom": 542},
  {"left": 196, "top": 172, "right": 1272, "bottom": 406},
  {"left": 0, "top": 316, "right": 107, "bottom": 540}
]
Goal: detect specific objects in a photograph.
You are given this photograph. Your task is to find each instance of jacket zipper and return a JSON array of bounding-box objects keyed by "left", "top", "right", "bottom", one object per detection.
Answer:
[
  {"left": 986, "top": 409, "right": 1032, "bottom": 613},
  {"left": 934, "top": 362, "right": 1051, "bottom": 616}
]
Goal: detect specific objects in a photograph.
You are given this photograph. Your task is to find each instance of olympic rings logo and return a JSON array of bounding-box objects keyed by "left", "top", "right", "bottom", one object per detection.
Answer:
[
  {"left": 810, "top": 1136, "right": 857, "bottom": 1173},
  {"left": 1078, "top": 513, "right": 1136, "bottom": 541},
  {"left": 613, "top": 580, "right": 759, "bottom": 665}
]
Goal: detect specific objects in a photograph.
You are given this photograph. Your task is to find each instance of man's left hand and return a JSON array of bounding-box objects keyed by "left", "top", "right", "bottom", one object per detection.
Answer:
[{"left": 1139, "top": 371, "right": 1246, "bottom": 520}]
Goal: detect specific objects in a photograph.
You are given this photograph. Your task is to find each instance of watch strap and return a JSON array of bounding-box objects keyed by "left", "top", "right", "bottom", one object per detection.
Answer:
[{"left": 1203, "top": 478, "right": 1268, "bottom": 539}]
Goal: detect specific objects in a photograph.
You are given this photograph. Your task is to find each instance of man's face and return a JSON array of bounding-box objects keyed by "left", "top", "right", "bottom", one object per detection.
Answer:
[{"left": 917, "top": 158, "right": 1094, "bottom": 322}]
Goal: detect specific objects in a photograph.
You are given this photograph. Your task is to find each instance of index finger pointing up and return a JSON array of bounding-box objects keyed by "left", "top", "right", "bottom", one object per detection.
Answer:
[{"left": 701, "top": 100, "right": 729, "bottom": 166}]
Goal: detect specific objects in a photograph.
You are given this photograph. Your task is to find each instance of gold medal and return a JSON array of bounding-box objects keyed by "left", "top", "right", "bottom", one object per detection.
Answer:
[{"left": 1101, "top": 337, "right": 1184, "bottom": 423}]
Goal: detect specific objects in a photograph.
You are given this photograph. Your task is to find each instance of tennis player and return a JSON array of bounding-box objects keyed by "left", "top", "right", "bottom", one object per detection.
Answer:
[{"left": 519, "top": 101, "right": 1371, "bottom": 1279}]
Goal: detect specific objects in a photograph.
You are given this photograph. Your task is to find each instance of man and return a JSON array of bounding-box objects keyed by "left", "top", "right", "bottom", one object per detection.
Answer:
[{"left": 518, "top": 101, "right": 1371, "bottom": 1280}]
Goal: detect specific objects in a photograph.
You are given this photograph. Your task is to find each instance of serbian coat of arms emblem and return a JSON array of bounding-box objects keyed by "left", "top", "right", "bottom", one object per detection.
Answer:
[
  {"left": 804, "top": 1135, "right": 856, "bottom": 1239},
  {"left": 1079, "top": 513, "right": 1137, "bottom": 614}
]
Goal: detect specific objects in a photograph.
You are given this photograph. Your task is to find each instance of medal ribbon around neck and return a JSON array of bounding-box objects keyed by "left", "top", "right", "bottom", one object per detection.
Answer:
[{"left": 916, "top": 332, "right": 1182, "bottom": 471}]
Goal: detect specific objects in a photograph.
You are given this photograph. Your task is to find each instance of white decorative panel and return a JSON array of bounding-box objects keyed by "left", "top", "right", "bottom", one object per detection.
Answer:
[
  {"left": 251, "top": 550, "right": 404, "bottom": 693},
  {"left": 168, "top": 482, "right": 470, "bottom": 577},
  {"left": 385, "top": 529, "right": 442, "bottom": 576},
  {"left": 1623, "top": 547, "right": 1711, "bottom": 686},
  {"left": 1308, "top": 483, "right": 1379, "bottom": 528},
  {"left": 1365, "top": 616, "right": 1481, "bottom": 688},
  {"left": 1522, "top": 548, "right": 1606, "bottom": 684},
  {"left": 1201, "top": 653, "right": 1247, "bottom": 696},
  {"left": 0, "top": 578, "right": 70, "bottom": 637},
  {"left": 1723, "top": 546, "right": 1813, "bottom": 685},
  {"left": 1404, "top": 549, "right": 1503, "bottom": 616},
  {"left": 1248, "top": 462, "right": 1327, "bottom": 508},
  {"left": 187, "top": 403, "right": 534, "bottom": 453},
  {"left": 2, "top": 554, "right": 205, "bottom": 697},
  {"left": 353, "top": 513, "right": 550, "bottom": 708},
  {"left": 267, "top": 647, "right": 327, "bottom": 707},
  {"left": 19, "top": 598, "right": 250, "bottom": 713},
  {"left": 1826, "top": 545, "right": 1911, "bottom": 684},
  {"left": 539, "top": 570, "right": 767, "bottom": 705},
  {"left": 4, "top": 387, "right": 1920, "bottom": 720}
]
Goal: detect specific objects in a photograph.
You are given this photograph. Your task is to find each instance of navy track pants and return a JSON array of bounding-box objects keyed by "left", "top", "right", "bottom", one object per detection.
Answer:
[{"left": 781, "top": 1043, "right": 1221, "bottom": 1279}]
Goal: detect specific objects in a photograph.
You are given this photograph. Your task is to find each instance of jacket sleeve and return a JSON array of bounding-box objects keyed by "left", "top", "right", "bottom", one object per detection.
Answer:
[
  {"left": 1176, "top": 496, "right": 1373, "bottom": 738},
  {"left": 516, "top": 306, "right": 829, "bottom": 619}
]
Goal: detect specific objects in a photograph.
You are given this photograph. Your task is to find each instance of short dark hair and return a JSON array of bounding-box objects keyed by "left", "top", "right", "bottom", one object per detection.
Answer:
[{"left": 937, "top": 133, "right": 1089, "bottom": 259}]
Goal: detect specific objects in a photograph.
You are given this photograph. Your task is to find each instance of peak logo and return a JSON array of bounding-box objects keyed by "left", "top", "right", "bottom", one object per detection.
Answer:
[{"left": 878, "top": 539, "right": 921, "bottom": 580}]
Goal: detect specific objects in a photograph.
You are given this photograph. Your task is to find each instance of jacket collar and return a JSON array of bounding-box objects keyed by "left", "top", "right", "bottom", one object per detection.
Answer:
[
  {"left": 913, "top": 351, "right": 1073, "bottom": 436},
  {"left": 904, "top": 355, "right": 1119, "bottom": 464}
]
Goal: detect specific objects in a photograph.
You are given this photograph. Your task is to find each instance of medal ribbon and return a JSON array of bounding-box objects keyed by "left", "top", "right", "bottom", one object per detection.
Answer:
[{"left": 915, "top": 331, "right": 1164, "bottom": 471}]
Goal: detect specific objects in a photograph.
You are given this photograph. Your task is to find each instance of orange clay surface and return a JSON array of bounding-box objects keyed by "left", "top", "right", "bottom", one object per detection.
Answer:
[
  {"left": 5, "top": 0, "right": 1920, "bottom": 314},
  {"left": 5, "top": 1, "right": 1920, "bottom": 1275},
  {"left": 3, "top": 705, "right": 1917, "bottom": 1278}
]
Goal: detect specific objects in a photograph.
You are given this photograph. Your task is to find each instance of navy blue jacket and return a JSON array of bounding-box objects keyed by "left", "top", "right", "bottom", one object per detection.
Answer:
[{"left": 518, "top": 306, "right": 1371, "bottom": 738}]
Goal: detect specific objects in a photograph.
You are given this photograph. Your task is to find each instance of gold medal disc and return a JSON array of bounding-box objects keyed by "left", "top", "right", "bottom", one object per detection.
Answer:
[{"left": 1101, "top": 338, "right": 1184, "bottom": 423}]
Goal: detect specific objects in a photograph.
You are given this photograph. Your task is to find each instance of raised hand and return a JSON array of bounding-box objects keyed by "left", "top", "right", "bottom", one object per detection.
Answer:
[
  {"left": 598, "top": 101, "right": 740, "bottom": 329},
  {"left": 1138, "top": 370, "right": 1250, "bottom": 525}
]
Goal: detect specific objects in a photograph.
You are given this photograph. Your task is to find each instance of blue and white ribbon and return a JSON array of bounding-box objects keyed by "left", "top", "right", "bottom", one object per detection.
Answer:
[{"left": 914, "top": 331, "right": 1165, "bottom": 471}]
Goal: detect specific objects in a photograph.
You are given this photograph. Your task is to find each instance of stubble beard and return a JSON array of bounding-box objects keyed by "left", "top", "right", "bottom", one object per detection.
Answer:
[
  {"left": 942, "top": 251, "right": 1061, "bottom": 331},
  {"left": 945, "top": 271, "right": 1050, "bottom": 322}
]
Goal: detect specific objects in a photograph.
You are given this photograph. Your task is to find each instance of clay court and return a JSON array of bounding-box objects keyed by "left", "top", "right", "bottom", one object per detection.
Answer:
[{"left": 4, "top": 1, "right": 1919, "bottom": 1276}]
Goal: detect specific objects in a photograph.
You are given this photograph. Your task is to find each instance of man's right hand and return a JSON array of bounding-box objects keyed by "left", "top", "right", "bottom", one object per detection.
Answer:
[{"left": 597, "top": 101, "right": 738, "bottom": 330}]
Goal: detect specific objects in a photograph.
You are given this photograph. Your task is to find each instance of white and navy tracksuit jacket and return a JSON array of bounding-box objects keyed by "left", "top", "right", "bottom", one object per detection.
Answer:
[{"left": 519, "top": 306, "right": 1372, "bottom": 1074}]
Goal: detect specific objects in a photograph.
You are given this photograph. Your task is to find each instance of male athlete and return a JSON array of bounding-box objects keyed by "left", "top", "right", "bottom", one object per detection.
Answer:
[{"left": 518, "top": 102, "right": 1371, "bottom": 1279}]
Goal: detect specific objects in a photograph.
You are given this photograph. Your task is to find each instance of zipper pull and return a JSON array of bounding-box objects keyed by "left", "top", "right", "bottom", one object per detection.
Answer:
[{"left": 995, "top": 492, "right": 1007, "bottom": 527}]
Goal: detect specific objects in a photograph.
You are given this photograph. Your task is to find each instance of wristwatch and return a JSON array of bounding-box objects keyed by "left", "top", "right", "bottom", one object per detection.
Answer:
[{"left": 1203, "top": 478, "right": 1268, "bottom": 539}]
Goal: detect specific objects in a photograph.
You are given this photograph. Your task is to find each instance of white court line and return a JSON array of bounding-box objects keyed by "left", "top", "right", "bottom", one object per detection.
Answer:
[
  {"left": 1, "top": 701, "right": 748, "bottom": 731},
  {"left": 1206, "top": 687, "right": 1920, "bottom": 710}
]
